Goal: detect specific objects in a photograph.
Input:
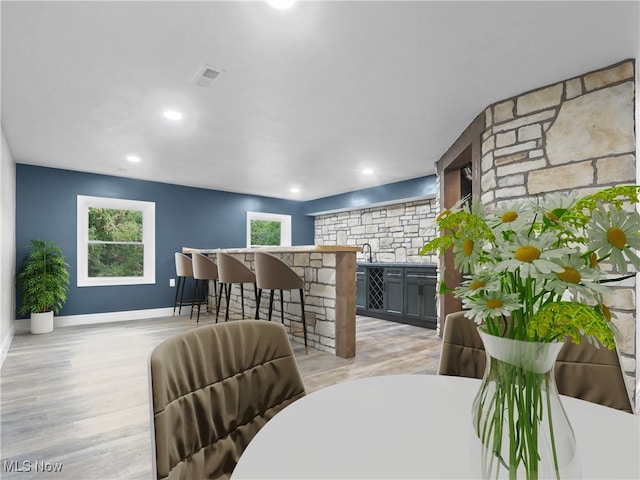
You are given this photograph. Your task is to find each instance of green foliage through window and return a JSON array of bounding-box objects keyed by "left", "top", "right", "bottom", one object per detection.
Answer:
[
  {"left": 250, "top": 220, "right": 281, "bottom": 246},
  {"left": 88, "top": 207, "right": 144, "bottom": 277}
]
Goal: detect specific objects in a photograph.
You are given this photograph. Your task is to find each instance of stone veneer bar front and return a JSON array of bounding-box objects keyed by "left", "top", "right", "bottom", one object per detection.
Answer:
[{"left": 183, "top": 245, "right": 360, "bottom": 359}]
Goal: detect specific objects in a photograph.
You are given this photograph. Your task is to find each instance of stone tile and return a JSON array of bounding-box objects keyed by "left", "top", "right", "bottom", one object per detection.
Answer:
[
  {"left": 494, "top": 140, "right": 538, "bottom": 158},
  {"left": 493, "top": 99, "right": 514, "bottom": 123},
  {"left": 494, "top": 151, "right": 528, "bottom": 166},
  {"left": 496, "top": 158, "right": 547, "bottom": 177},
  {"left": 492, "top": 109, "right": 556, "bottom": 133},
  {"left": 546, "top": 82, "right": 635, "bottom": 165},
  {"left": 517, "top": 84, "right": 563, "bottom": 115},
  {"left": 496, "top": 130, "right": 516, "bottom": 147},
  {"left": 528, "top": 161, "right": 594, "bottom": 194},
  {"left": 565, "top": 77, "right": 583, "bottom": 100},
  {"left": 584, "top": 61, "right": 634, "bottom": 91},
  {"left": 596, "top": 154, "right": 636, "bottom": 185},
  {"left": 518, "top": 124, "right": 542, "bottom": 142}
]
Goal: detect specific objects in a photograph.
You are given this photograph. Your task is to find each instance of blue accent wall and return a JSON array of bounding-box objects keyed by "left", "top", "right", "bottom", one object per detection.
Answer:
[
  {"left": 15, "top": 165, "right": 314, "bottom": 317},
  {"left": 303, "top": 175, "right": 436, "bottom": 215}
]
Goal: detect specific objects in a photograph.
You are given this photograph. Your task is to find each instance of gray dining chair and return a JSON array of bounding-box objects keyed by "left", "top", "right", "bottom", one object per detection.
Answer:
[
  {"left": 438, "top": 310, "right": 634, "bottom": 413},
  {"left": 149, "top": 320, "right": 306, "bottom": 480}
]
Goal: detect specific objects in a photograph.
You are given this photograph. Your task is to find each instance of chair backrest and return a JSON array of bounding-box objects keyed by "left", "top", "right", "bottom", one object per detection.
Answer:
[
  {"left": 254, "top": 252, "right": 304, "bottom": 290},
  {"left": 192, "top": 252, "right": 219, "bottom": 281},
  {"left": 555, "top": 338, "right": 633, "bottom": 413},
  {"left": 438, "top": 311, "right": 633, "bottom": 413},
  {"left": 216, "top": 251, "right": 256, "bottom": 284},
  {"left": 438, "top": 311, "right": 486, "bottom": 379},
  {"left": 149, "top": 320, "right": 306, "bottom": 480},
  {"left": 174, "top": 252, "right": 193, "bottom": 277}
]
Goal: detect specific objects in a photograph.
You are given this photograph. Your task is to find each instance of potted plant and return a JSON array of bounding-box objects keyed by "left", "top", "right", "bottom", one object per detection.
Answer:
[{"left": 16, "top": 239, "right": 71, "bottom": 334}]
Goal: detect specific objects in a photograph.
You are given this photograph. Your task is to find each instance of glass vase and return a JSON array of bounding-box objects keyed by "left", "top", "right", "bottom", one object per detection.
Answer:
[{"left": 472, "top": 328, "right": 577, "bottom": 479}]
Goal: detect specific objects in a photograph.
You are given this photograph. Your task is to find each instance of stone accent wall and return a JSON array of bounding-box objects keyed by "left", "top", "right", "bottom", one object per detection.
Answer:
[
  {"left": 314, "top": 199, "right": 439, "bottom": 264},
  {"left": 479, "top": 59, "right": 637, "bottom": 406}
]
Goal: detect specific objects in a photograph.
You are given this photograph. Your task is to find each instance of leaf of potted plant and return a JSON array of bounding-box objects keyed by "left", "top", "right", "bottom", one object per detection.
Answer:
[{"left": 16, "top": 239, "right": 71, "bottom": 334}]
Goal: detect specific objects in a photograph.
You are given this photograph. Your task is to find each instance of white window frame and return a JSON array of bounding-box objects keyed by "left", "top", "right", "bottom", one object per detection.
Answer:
[
  {"left": 77, "top": 195, "right": 155, "bottom": 286},
  {"left": 246, "top": 211, "right": 292, "bottom": 247}
]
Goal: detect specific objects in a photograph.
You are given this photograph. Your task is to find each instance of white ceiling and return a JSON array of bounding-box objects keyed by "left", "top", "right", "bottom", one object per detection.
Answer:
[{"left": 1, "top": 1, "right": 638, "bottom": 201}]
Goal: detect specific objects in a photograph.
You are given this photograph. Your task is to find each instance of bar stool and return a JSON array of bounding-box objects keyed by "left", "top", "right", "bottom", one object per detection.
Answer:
[
  {"left": 216, "top": 251, "right": 258, "bottom": 322},
  {"left": 173, "top": 253, "right": 193, "bottom": 316},
  {"left": 191, "top": 252, "right": 219, "bottom": 324},
  {"left": 254, "top": 252, "right": 307, "bottom": 350}
]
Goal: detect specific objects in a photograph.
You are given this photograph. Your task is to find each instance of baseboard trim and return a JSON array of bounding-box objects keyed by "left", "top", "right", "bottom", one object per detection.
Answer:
[
  {"left": 0, "top": 321, "right": 16, "bottom": 368},
  {"left": 14, "top": 307, "right": 175, "bottom": 333}
]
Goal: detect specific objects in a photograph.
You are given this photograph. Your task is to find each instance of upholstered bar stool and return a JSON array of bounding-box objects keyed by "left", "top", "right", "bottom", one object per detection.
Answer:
[
  {"left": 254, "top": 252, "right": 308, "bottom": 350},
  {"left": 191, "top": 252, "right": 219, "bottom": 324},
  {"left": 216, "top": 251, "right": 258, "bottom": 322},
  {"left": 173, "top": 253, "right": 194, "bottom": 316}
]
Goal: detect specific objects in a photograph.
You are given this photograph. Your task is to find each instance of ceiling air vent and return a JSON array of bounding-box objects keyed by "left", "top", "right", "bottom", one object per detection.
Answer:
[{"left": 192, "top": 64, "right": 226, "bottom": 87}]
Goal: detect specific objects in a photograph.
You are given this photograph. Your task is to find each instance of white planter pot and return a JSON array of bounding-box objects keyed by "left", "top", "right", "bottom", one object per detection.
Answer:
[{"left": 31, "top": 311, "right": 54, "bottom": 334}]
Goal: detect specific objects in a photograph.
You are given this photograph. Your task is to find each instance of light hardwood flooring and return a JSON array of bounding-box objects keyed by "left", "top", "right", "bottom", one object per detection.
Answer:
[{"left": 1, "top": 314, "right": 442, "bottom": 479}]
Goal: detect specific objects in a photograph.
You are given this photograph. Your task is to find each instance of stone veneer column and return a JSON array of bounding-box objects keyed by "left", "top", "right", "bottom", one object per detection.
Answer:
[
  {"left": 201, "top": 247, "right": 358, "bottom": 359},
  {"left": 478, "top": 59, "right": 637, "bottom": 408}
]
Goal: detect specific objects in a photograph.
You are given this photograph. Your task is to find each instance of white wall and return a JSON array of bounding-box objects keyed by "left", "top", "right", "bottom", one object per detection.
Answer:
[{"left": 1, "top": 124, "right": 16, "bottom": 365}]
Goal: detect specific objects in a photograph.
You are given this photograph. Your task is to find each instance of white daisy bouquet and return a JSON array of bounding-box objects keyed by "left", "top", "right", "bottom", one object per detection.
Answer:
[
  {"left": 420, "top": 185, "right": 640, "bottom": 349},
  {"left": 421, "top": 185, "right": 640, "bottom": 479}
]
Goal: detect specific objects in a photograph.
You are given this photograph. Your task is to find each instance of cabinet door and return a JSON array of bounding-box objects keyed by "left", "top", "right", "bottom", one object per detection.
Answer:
[
  {"left": 356, "top": 267, "right": 367, "bottom": 310},
  {"left": 404, "top": 268, "right": 437, "bottom": 327},
  {"left": 384, "top": 268, "right": 404, "bottom": 314},
  {"left": 404, "top": 278, "right": 423, "bottom": 319}
]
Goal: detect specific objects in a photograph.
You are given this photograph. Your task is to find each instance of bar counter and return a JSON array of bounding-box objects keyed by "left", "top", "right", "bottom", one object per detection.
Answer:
[{"left": 183, "top": 245, "right": 361, "bottom": 358}]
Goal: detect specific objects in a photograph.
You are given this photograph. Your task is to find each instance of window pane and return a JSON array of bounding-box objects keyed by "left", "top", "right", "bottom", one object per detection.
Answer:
[
  {"left": 89, "top": 207, "right": 143, "bottom": 242},
  {"left": 88, "top": 244, "right": 144, "bottom": 277},
  {"left": 250, "top": 220, "right": 281, "bottom": 246}
]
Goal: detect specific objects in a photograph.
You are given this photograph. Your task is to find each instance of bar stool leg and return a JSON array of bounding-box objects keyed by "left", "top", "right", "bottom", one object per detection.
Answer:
[
  {"left": 225, "top": 284, "right": 232, "bottom": 322},
  {"left": 191, "top": 280, "right": 199, "bottom": 321},
  {"left": 300, "top": 288, "right": 308, "bottom": 352},
  {"left": 268, "top": 290, "right": 274, "bottom": 322},
  {"left": 254, "top": 284, "right": 259, "bottom": 319},
  {"left": 212, "top": 280, "right": 218, "bottom": 318},
  {"left": 279, "top": 290, "right": 285, "bottom": 325},
  {"left": 179, "top": 275, "right": 187, "bottom": 315},
  {"left": 216, "top": 283, "right": 224, "bottom": 323},
  {"left": 196, "top": 280, "right": 207, "bottom": 324},
  {"left": 256, "top": 288, "right": 262, "bottom": 319},
  {"left": 240, "top": 284, "right": 245, "bottom": 319},
  {"left": 173, "top": 276, "right": 182, "bottom": 316}
]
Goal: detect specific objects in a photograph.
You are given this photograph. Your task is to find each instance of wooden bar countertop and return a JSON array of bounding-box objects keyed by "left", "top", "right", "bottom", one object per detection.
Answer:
[{"left": 183, "top": 245, "right": 362, "bottom": 254}]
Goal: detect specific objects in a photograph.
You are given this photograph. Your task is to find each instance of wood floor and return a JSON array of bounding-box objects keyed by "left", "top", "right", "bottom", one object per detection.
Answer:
[{"left": 0, "top": 314, "right": 442, "bottom": 479}]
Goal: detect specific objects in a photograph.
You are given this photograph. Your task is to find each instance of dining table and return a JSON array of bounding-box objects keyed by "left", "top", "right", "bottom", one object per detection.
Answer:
[{"left": 232, "top": 374, "right": 640, "bottom": 479}]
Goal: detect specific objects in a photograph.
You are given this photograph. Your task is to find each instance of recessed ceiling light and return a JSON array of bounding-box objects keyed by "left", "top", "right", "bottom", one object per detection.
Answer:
[
  {"left": 163, "top": 110, "right": 183, "bottom": 121},
  {"left": 290, "top": 187, "right": 300, "bottom": 193},
  {"left": 126, "top": 155, "right": 141, "bottom": 163},
  {"left": 267, "top": 0, "right": 296, "bottom": 9},
  {"left": 362, "top": 168, "right": 374, "bottom": 175}
]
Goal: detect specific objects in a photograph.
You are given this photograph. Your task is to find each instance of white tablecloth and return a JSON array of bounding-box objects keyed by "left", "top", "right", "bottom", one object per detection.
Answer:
[{"left": 233, "top": 374, "right": 640, "bottom": 479}]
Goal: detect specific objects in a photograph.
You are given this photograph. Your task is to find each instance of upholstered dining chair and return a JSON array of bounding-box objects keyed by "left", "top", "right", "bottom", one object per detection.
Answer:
[
  {"left": 149, "top": 320, "right": 306, "bottom": 480},
  {"left": 173, "top": 253, "right": 194, "bottom": 316},
  {"left": 254, "top": 251, "right": 308, "bottom": 350},
  {"left": 438, "top": 310, "right": 486, "bottom": 379},
  {"left": 191, "top": 252, "right": 219, "bottom": 324},
  {"left": 438, "top": 310, "right": 634, "bottom": 413},
  {"left": 216, "top": 252, "right": 258, "bottom": 322}
]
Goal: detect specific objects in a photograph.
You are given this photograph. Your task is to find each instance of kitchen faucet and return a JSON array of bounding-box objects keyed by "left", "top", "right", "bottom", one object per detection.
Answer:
[{"left": 362, "top": 242, "right": 373, "bottom": 263}]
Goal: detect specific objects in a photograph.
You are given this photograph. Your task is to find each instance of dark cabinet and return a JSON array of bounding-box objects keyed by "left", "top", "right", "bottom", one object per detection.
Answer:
[
  {"left": 383, "top": 268, "right": 404, "bottom": 314},
  {"left": 356, "top": 263, "right": 437, "bottom": 329},
  {"left": 404, "top": 268, "right": 437, "bottom": 328},
  {"left": 356, "top": 267, "right": 367, "bottom": 310}
]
